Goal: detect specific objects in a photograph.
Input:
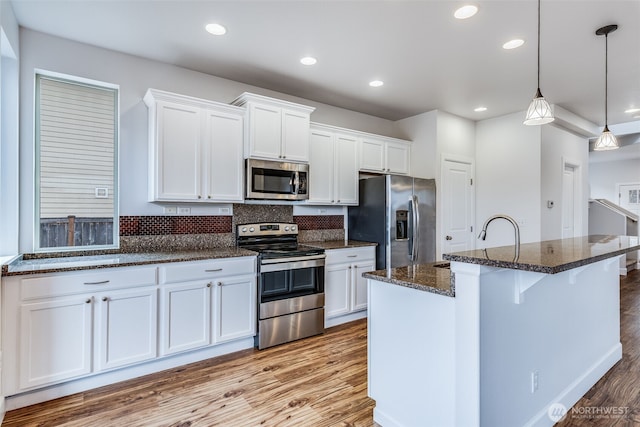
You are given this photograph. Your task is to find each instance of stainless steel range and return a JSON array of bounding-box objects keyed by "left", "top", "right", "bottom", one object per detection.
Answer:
[{"left": 237, "top": 222, "right": 325, "bottom": 349}]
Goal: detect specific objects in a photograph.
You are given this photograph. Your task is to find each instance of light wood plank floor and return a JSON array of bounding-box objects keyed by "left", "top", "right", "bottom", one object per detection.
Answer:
[{"left": 4, "top": 269, "right": 639, "bottom": 426}]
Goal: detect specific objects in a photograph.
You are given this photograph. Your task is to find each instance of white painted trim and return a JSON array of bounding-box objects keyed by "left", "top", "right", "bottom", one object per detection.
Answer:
[
  {"left": 561, "top": 157, "right": 583, "bottom": 238},
  {"left": 325, "top": 309, "right": 366, "bottom": 328},
  {"left": 5, "top": 337, "right": 254, "bottom": 411}
]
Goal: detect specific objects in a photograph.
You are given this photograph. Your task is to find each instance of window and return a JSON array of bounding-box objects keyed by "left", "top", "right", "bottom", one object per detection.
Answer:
[{"left": 35, "top": 72, "right": 119, "bottom": 251}]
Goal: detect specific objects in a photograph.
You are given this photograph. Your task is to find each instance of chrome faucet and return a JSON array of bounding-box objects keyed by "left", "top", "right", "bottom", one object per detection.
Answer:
[{"left": 478, "top": 214, "right": 520, "bottom": 261}]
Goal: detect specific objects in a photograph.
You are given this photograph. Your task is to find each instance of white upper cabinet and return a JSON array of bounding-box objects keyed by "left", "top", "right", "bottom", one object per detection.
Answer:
[
  {"left": 232, "top": 92, "right": 315, "bottom": 163},
  {"left": 308, "top": 124, "right": 358, "bottom": 205},
  {"left": 144, "top": 89, "right": 244, "bottom": 203},
  {"left": 360, "top": 136, "right": 411, "bottom": 175}
]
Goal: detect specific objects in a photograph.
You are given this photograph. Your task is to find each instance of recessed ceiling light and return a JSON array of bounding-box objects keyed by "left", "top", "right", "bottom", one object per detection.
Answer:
[
  {"left": 205, "top": 23, "right": 227, "bottom": 36},
  {"left": 625, "top": 108, "right": 640, "bottom": 114},
  {"left": 300, "top": 56, "right": 317, "bottom": 66},
  {"left": 454, "top": 5, "right": 478, "bottom": 19},
  {"left": 474, "top": 106, "right": 487, "bottom": 112},
  {"left": 503, "top": 39, "right": 525, "bottom": 50},
  {"left": 369, "top": 80, "right": 384, "bottom": 87}
]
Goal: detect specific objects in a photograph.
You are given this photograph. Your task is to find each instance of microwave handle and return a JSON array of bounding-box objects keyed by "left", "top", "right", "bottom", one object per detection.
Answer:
[{"left": 293, "top": 171, "right": 300, "bottom": 194}]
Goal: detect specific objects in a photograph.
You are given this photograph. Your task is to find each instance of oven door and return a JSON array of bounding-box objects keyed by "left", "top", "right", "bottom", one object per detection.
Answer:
[
  {"left": 259, "top": 256, "right": 324, "bottom": 304},
  {"left": 246, "top": 159, "right": 308, "bottom": 200}
]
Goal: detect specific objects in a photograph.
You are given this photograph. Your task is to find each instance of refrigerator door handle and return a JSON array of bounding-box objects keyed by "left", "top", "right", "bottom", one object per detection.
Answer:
[{"left": 411, "top": 195, "right": 420, "bottom": 262}]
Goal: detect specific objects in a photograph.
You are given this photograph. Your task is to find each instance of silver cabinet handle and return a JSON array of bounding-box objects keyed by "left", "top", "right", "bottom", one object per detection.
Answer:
[
  {"left": 446, "top": 235, "right": 453, "bottom": 241},
  {"left": 85, "top": 298, "right": 92, "bottom": 304},
  {"left": 207, "top": 282, "right": 212, "bottom": 288},
  {"left": 198, "top": 195, "right": 202, "bottom": 199},
  {"left": 102, "top": 296, "right": 108, "bottom": 302},
  {"left": 347, "top": 255, "right": 358, "bottom": 258},
  {"left": 217, "top": 282, "right": 223, "bottom": 287},
  {"left": 84, "top": 280, "right": 109, "bottom": 285},
  {"left": 205, "top": 268, "right": 223, "bottom": 272}
]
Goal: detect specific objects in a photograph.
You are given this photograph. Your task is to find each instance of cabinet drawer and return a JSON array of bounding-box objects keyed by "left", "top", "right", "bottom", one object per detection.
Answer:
[
  {"left": 159, "top": 257, "right": 256, "bottom": 284},
  {"left": 325, "top": 247, "right": 375, "bottom": 265},
  {"left": 20, "top": 266, "right": 158, "bottom": 301}
]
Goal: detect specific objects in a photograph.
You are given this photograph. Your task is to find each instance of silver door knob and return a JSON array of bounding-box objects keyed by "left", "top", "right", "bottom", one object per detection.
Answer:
[{"left": 445, "top": 235, "right": 453, "bottom": 240}]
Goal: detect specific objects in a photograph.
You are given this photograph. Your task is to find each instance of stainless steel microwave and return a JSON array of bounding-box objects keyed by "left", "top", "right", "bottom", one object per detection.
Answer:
[{"left": 246, "top": 159, "right": 308, "bottom": 201}]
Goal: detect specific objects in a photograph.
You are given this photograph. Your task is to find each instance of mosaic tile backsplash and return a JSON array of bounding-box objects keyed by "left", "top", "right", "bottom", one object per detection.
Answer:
[{"left": 120, "top": 216, "right": 232, "bottom": 236}]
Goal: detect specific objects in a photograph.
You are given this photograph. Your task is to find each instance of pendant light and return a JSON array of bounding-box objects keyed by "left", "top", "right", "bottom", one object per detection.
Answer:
[
  {"left": 523, "top": 0, "right": 554, "bottom": 125},
  {"left": 594, "top": 24, "right": 619, "bottom": 151}
]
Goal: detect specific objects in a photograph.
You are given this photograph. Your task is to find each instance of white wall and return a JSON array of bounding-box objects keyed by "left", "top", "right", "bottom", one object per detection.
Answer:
[
  {"left": 1, "top": 0, "right": 19, "bottom": 256},
  {"left": 475, "top": 112, "right": 541, "bottom": 246},
  {"left": 590, "top": 158, "right": 640, "bottom": 201},
  {"left": 18, "top": 29, "right": 399, "bottom": 252},
  {"left": 540, "top": 125, "right": 589, "bottom": 240},
  {"left": 393, "top": 110, "right": 437, "bottom": 179}
]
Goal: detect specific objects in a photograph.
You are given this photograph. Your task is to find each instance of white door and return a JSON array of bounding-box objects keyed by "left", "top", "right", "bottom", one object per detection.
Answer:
[
  {"left": 204, "top": 109, "right": 244, "bottom": 201},
  {"left": 441, "top": 159, "right": 474, "bottom": 256},
  {"left": 281, "top": 109, "right": 310, "bottom": 162},
  {"left": 160, "top": 281, "right": 211, "bottom": 356},
  {"left": 562, "top": 165, "right": 577, "bottom": 238},
  {"left": 351, "top": 261, "right": 375, "bottom": 312},
  {"left": 325, "top": 263, "right": 351, "bottom": 318},
  {"left": 96, "top": 287, "right": 158, "bottom": 371},
  {"left": 335, "top": 134, "right": 359, "bottom": 205},
  {"left": 19, "top": 296, "right": 93, "bottom": 389},
  {"left": 156, "top": 101, "right": 202, "bottom": 200},
  {"left": 308, "top": 129, "right": 335, "bottom": 204},
  {"left": 214, "top": 275, "right": 256, "bottom": 343}
]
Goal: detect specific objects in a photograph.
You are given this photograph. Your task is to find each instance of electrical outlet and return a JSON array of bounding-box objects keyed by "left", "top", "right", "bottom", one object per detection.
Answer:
[
  {"left": 219, "top": 207, "right": 231, "bottom": 215},
  {"left": 318, "top": 209, "right": 327, "bottom": 214},
  {"left": 531, "top": 370, "right": 539, "bottom": 393},
  {"left": 163, "top": 206, "right": 177, "bottom": 214},
  {"left": 177, "top": 207, "right": 191, "bottom": 215}
]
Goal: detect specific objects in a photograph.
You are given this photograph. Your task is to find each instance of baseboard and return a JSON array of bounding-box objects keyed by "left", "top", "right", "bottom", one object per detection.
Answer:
[
  {"left": 5, "top": 337, "right": 254, "bottom": 411},
  {"left": 373, "top": 406, "right": 404, "bottom": 427},
  {"left": 523, "top": 342, "right": 622, "bottom": 427},
  {"left": 325, "top": 310, "right": 367, "bottom": 328}
]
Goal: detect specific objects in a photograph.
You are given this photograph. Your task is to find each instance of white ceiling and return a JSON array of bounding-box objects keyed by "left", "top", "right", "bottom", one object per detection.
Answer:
[{"left": 9, "top": 0, "right": 640, "bottom": 129}]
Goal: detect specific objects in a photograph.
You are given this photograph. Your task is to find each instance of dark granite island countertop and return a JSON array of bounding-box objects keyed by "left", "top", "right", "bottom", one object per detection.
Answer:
[
  {"left": 363, "top": 263, "right": 453, "bottom": 297},
  {"left": 443, "top": 234, "right": 639, "bottom": 274},
  {"left": 2, "top": 247, "right": 258, "bottom": 276}
]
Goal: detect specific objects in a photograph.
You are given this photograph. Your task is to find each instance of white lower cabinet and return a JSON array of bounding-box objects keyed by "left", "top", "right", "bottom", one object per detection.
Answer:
[
  {"left": 3, "top": 256, "right": 257, "bottom": 399},
  {"left": 158, "top": 257, "right": 257, "bottom": 355},
  {"left": 324, "top": 246, "right": 376, "bottom": 326}
]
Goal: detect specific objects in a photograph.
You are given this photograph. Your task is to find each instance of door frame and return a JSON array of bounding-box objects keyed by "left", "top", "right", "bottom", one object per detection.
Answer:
[
  {"left": 440, "top": 153, "right": 475, "bottom": 260},
  {"left": 561, "top": 157, "right": 583, "bottom": 238}
]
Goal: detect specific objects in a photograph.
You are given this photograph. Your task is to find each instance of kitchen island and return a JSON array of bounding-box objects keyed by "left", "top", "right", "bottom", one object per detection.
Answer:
[{"left": 364, "top": 235, "right": 640, "bottom": 427}]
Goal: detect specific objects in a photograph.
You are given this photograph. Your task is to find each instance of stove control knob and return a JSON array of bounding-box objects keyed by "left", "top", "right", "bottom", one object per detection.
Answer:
[
  {"left": 249, "top": 227, "right": 255, "bottom": 232},
  {"left": 241, "top": 227, "right": 247, "bottom": 233},
  {"left": 284, "top": 226, "right": 290, "bottom": 231},
  {"left": 291, "top": 225, "right": 296, "bottom": 231}
]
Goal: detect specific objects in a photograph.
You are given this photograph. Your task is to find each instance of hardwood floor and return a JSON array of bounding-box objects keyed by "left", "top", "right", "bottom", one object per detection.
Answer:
[
  {"left": 3, "top": 320, "right": 375, "bottom": 427},
  {"left": 3, "top": 268, "right": 639, "bottom": 427}
]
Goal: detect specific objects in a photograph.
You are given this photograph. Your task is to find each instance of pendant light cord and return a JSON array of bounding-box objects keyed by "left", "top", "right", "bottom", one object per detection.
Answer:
[
  {"left": 537, "top": 0, "right": 541, "bottom": 89},
  {"left": 604, "top": 32, "right": 609, "bottom": 127}
]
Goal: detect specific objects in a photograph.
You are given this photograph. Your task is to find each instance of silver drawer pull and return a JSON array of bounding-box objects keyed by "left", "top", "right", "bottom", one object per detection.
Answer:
[
  {"left": 84, "top": 280, "right": 110, "bottom": 285},
  {"left": 217, "top": 282, "right": 223, "bottom": 287},
  {"left": 205, "top": 268, "right": 223, "bottom": 273},
  {"left": 347, "top": 255, "right": 358, "bottom": 258}
]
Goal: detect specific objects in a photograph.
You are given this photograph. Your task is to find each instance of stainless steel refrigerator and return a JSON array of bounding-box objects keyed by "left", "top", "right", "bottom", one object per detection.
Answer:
[{"left": 348, "top": 175, "right": 436, "bottom": 270}]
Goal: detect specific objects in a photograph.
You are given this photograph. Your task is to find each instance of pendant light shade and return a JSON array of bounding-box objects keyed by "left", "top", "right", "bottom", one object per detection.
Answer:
[
  {"left": 594, "top": 24, "right": 619, "bottom": 151},
  {"left": 524, "top": 0, "right": 554, "bottom": 125}
]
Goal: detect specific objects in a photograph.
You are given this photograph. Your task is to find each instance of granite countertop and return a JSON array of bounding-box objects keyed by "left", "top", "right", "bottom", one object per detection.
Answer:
[
  {"left": 304, "top": 240, "right": 377, "bottom": 250},
  {"left": 443, "top": 235, "right": 640, "bottom": 274},
  {"left": 2, "top": 247, "right": 258, "bottom": 276},
  {"left": 363, "top": 262, "right": 454, "bottom": 297}
]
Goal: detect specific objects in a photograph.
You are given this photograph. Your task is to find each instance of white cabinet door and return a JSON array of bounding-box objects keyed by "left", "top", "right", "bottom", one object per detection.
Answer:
[
  {"left": 325, "top": 263, "right": 351, "bottom": 318},
  {"left": 360, "top": 137, "right": 385, "bottom": 172},
  {"left": 96, "top": 287, "right": 158, "bottom": 371},
  {"left": 248, "top": 104, "right": 282, "bottom": 159},
  {"left": 19, "top": 296, "right": 93, "bottom": 389},
  {"left": 204, "top": 109, "right": 244, "bottom": 202},
  {"left": 160, "top": 281, "right": 211, "bottom": 356},
  {"left": 386, "top": 141, "right": 411, "bottom": 175},
  {"left": 282, "top": 109, "right": 310, "bottom": 162},
  {"left": 155, "top": 101, "right": 202, "bottom": 201},
  {"left": 351, "top": 261, "right": 375, "bottom": 312},
  {"left": 335, "top": 134, "right": 359, "bottom": 205},
  {"left": 308, "top": 129, "right": 335, "bottom": 204},
  {"left": 214, "top": 275, "right": 257, "bottom": 343}
]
